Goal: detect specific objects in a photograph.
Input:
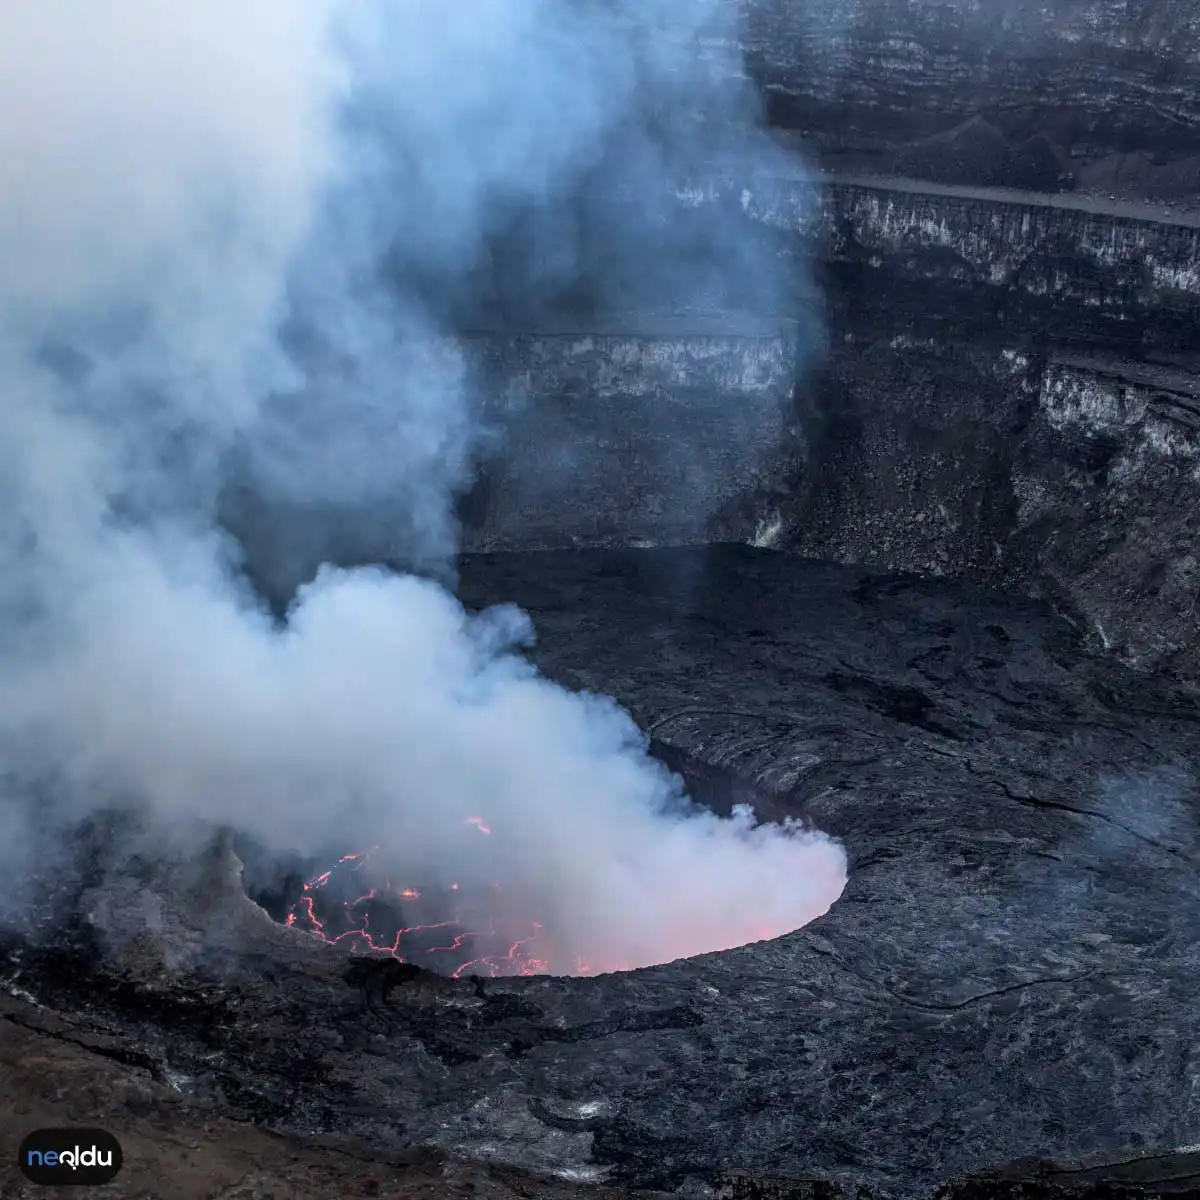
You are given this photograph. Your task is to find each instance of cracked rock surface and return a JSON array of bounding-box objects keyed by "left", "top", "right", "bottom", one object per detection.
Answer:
[{"left": 3, "top": 546, "right": 1199, "bottom": 1199}]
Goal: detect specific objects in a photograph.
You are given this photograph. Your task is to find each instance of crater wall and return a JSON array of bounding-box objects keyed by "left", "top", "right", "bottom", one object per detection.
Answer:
[
  {"left": 461, "top": 174, "right": 1200, "bottom": 678},
  {"left": 226, "top": 1, "right": 1200, "bottom": 679},
  {"left": 460, "top": 0, "right": 1200, "bottom": 681}
]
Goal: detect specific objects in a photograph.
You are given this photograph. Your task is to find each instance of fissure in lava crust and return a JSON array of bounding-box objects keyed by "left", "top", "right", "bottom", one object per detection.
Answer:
[
  {"left": 281, "top": 829, "right": 802, "bottom": 979},
  {"left": 270, "top": 768, "right": 847, "bottom": 979},
  {"left": 285, "top": 842, "right": 559, "bottom": 978}
]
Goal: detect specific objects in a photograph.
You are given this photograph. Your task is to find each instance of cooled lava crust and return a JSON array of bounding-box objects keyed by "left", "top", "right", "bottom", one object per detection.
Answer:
[{"left": 2, "top": 546, "right": 1199, "bottom": 1199}]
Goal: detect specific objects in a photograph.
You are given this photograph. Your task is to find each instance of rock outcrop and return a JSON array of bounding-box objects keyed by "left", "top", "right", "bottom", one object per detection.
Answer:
[
  {"left": 460, "top": 320, "right": 804, "bottom": 551},
  {"left": 783, "top": 179, "right": 1200, "bottom": 678}
]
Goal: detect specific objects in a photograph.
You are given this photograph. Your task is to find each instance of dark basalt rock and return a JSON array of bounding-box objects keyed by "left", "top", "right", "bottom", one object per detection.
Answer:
[
  {"left": 738, "top": 0, "right": 1200, "bottom": 201},
  {"left": 3, "top": 547, "right": 1198, "bottom": 1199},
  {"left": 344, "top": 957, "right": 428, "bottom": 1008}
]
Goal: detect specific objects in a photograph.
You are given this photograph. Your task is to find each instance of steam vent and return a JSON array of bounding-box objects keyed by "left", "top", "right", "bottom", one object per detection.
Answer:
[{"left": 3, "top": 3, "right": 1200, "bottom": 1200}]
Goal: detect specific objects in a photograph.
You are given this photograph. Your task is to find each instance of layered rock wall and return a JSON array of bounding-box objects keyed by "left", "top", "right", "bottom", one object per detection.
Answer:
[
  {"left": 739, "top": 0, "right": 1200, "bottom": 196},
  {"left": 778, "top": 179, "right": 1200, "bottom": 677},
  {"left": 460, "top": 324, "right": 802, "bottom": 551},
  {"left": 461, "top": 170, "right": 1200, "bottom": 676}
]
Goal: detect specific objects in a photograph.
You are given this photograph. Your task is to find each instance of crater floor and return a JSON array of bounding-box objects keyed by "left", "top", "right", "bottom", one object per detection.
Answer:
[{"left": 3, "top": 546, "right": 1199, "bottom": 1199}]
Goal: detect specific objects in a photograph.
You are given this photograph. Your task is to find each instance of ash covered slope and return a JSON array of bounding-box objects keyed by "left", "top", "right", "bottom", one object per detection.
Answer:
[{"left": 3, "top": 549, "right": 1199, "bottom": 1198}]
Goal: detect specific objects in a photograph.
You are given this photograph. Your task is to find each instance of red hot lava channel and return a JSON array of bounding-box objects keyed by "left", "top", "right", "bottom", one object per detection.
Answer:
[{"left": 285, "top": 824, "right": 558, "bottom": 978}]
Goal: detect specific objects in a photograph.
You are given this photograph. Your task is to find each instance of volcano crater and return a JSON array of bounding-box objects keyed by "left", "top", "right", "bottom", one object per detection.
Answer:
[
  {"left": 236, "top": 737, "right": 841, "bottom": 980},
  {"left": 3, "top": 547, "right": 1199, "bottom": 1199}
]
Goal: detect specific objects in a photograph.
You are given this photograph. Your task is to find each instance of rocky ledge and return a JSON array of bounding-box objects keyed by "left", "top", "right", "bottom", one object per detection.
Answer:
[
  {"left": 3, "top": 546, "right": 1198, "bottom": 1199},
  {"left": 738, "top": 0, "right": 1200, "bottom": 201}
]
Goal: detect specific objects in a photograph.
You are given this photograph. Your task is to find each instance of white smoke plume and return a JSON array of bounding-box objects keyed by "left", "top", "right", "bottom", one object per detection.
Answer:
[{"left": 0, "top": 1, "right": 846, "bottom": 972}]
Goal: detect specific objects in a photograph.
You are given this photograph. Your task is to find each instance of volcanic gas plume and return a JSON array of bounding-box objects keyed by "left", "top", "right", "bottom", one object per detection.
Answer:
[
  {"left": 283, "top": 782, "right": 844, "bottom": 978},
  {"left": 0, "top": 2, "right": 847, "bottom": 974}
]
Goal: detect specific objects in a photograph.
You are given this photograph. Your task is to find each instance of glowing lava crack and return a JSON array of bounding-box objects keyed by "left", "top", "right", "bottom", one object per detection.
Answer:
[
  {"left": 284, "top": 808, "right": 847, "bottom": 978},
  {"left": 286, "top": 847, "right": 556, "bottom": 978}
]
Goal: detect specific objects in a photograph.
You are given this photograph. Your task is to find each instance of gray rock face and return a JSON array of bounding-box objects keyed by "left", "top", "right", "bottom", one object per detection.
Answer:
[
  {"left": 784, "top": 179, "right": 1200, "bottom": 680},
  {"left": 459, "top": 322, "right": 803, "bottom": 551},
  {"left": 4, "top": 548, "right": 1199, "bottom": 1199},
  {"left": 738, "top": 0, "right": 1200, "bottom": 198},
  {"left": 786, "top": 337, "right": 1200, "bottom": 674},
  {"left": 456, "top": 173, "right": 1200, "bottom": 681}
]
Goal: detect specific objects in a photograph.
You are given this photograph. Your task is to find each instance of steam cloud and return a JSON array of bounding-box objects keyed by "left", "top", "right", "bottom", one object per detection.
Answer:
[{"left": 0, "top": 1, "right": 846, "bottom": 972}]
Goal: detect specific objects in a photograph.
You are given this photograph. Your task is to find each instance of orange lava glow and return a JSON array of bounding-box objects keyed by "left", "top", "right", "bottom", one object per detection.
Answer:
[
  {"left": 283, "top": 817, "right": 821, "bottom": 977},
  {"left": 286, "top": 844, "right": 563, "bottom": 977}
]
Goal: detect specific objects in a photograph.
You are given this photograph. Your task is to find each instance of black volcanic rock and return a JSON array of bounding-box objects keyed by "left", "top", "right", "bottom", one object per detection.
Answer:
[
  {"left": 738, "top": 0, "right": 1200, "bottom": 200},
  {"left": 3, "top": 547, "right": 1198, "bottom": 1198}
]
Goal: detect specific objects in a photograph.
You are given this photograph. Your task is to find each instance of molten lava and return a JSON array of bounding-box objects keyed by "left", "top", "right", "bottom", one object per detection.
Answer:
[
  {"left": 285, "top": 845, "right": 560, "bottom": 977},
  {"left": 284, "top": 810, "right": 836, "bottom": 978}
]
